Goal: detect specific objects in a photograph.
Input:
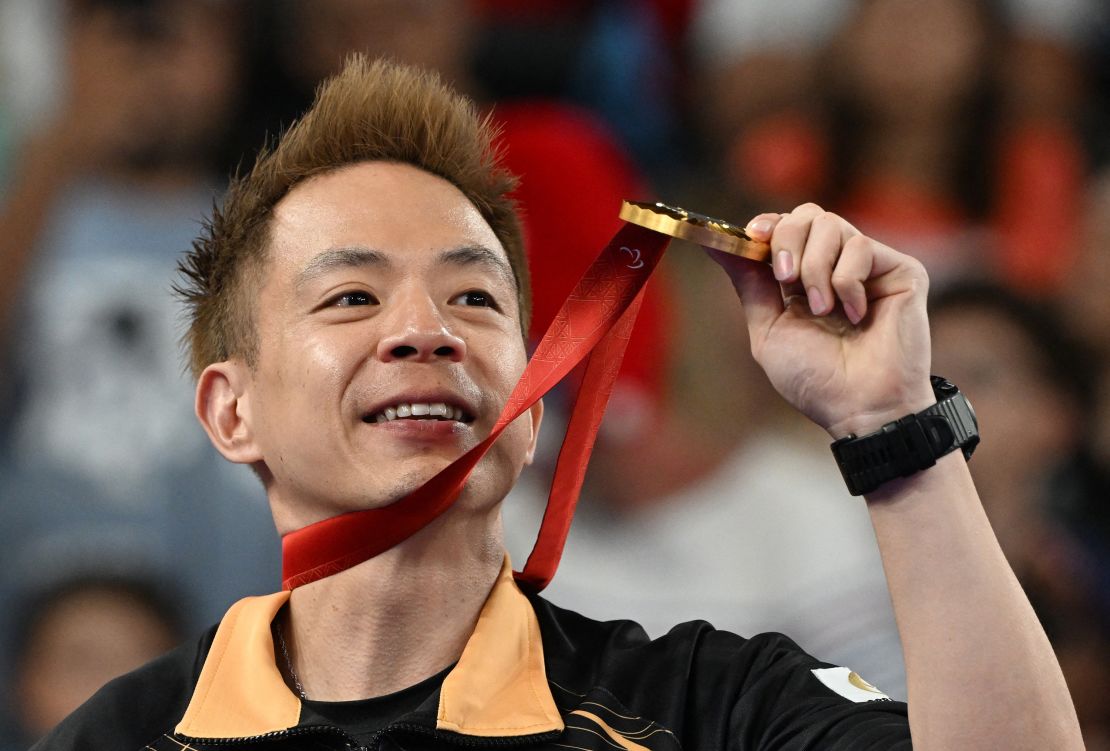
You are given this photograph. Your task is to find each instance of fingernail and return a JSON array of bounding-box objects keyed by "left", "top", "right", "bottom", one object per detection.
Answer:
[
  {"left": 843, "top": 301, "right": 862, "bottom": 325},
  {"left": 807, "top": 286, "right": 826, "bottom": 315},
  {"left": 773, "top": 250, "right": 794, "bottom": 281},
  {"left": 749, "top": 218, "right": 774, "bottom": 237}
]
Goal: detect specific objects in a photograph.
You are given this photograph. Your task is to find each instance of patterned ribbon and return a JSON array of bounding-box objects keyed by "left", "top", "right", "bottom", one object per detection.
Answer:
[{"left": 281, "top": 223, "right": 671, "bottom": 591}]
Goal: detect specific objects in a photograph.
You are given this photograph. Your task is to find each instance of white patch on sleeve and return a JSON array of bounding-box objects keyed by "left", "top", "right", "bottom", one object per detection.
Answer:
[{"left": 811, "top": 667, "right": 891, "bottom": 703}]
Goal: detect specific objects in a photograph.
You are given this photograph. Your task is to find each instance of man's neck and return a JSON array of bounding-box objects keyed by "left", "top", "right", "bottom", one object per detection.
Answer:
[{"left": 283, "top": 507, "right": 505, "bottom": 701}]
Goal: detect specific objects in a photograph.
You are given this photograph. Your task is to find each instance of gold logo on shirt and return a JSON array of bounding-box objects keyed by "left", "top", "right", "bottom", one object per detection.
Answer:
[{"left": 848, "top": 671, "right": 884, "bottom": 694}]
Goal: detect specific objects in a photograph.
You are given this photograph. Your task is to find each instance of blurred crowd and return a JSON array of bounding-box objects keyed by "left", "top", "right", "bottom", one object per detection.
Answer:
[{"left": 1, "top": 0, "right": 1109, "bottom": 747}]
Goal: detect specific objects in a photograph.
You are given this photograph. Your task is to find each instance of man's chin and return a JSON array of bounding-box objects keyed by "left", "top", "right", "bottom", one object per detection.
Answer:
[
  {"left": 363, "top": 469, "right": 500, "bottom": 514},
  {"left": 345, "top": 467, "right": 447, "bottom": 511},
  {"left": 379, "top": 471, "right": 432, "bottom": 507}
]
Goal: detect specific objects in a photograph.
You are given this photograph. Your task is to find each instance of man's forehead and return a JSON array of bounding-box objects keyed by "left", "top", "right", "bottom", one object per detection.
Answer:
[
  {"left": 267, "top": 161, "right": 508, "bottom": 273},
  {"left": 272, "top": 161, "right": 488, "bottom": 224}
]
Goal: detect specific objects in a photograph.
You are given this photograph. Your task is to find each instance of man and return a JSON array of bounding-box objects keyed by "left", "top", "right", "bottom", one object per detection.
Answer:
[{"left": 35, "top": 57, "right": 1082, "bottom": 750}]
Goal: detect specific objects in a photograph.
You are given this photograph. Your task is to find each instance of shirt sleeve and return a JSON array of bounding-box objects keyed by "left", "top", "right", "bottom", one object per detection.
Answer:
[{"left": 689, "top": 629, "right": 911, "bottom": 750}]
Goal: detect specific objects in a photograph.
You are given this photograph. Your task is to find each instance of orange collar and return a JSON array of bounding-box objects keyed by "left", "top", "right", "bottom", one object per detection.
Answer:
[{"left": 175, "top": 558, "right": 563, "bottom": 739}]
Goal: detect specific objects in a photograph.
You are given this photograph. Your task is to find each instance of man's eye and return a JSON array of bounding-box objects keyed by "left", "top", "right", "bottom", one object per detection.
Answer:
[
  {"left": 454, "top": 290, "right": 499, "bottom": 309},
  {"left": 333, "top": 291, "right": 376, "bottom": 307}
]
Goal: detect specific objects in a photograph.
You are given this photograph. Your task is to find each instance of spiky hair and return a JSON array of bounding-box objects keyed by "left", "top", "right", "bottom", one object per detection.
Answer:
[{"left": 176, "top": 55, "right": 527, "bottom": 378}]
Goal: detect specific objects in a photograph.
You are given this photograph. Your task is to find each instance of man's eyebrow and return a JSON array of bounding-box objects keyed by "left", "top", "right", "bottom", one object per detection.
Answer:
[
  {"left": 438, "top": 245, "right": 516, "bottom": 290},
  {"left": 295, "top": 246, "right": 390, "bottom": 289}
]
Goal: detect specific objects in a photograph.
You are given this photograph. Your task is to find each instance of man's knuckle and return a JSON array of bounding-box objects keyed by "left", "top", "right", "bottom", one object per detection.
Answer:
[
  {"left": 843, "top": 235, "right": 870, "bottom": 255},
  {"left": 910, "top": 263, "right": 930, "bottom": 292},
  {"left": 793, "top": 202, "right": 823, "bottom": 215},
  {"left": 830, "top": 268, "right": 855, "bottom": 287}
]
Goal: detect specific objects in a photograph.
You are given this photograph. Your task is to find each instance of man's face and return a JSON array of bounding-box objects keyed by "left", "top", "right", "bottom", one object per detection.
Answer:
[{"left": 225, "top": 161, "right": 539, "bottom": 532}]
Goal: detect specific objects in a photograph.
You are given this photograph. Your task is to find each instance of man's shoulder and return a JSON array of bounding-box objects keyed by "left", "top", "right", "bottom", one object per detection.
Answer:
[
  {"left": 530, "top": 596, "right": 909, "bottom": 749},
  {"left": 31, "top": 625, "right": 217, "bottom": 751},
  {"left": 532, "top": 594, "right": 823, "bottom": 680}
]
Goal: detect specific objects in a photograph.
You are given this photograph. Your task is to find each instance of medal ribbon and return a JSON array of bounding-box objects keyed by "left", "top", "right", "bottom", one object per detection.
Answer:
[{"left": 281, "top": 223, "right": 671, "bottom": 591}]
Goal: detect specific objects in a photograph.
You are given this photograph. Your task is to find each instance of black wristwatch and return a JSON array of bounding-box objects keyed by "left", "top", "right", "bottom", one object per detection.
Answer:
[{"left": 831, "top": 376, "right": 979, "bottom": 496}]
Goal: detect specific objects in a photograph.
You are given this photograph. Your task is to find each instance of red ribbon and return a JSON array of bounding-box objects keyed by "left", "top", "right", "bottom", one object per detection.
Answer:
[{"left": 281, "top": 223, "right": 671, "bottom": 591}]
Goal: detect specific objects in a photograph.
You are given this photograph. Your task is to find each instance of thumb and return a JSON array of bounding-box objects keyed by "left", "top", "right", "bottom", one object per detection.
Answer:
[{"left": 706, "top": 248, "right": 784, "bottom": 343}]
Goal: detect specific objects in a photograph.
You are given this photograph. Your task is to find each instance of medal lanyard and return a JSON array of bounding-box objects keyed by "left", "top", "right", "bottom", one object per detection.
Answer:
[{"left": 281, "top": 203, "right": 768, "bottom": 592}]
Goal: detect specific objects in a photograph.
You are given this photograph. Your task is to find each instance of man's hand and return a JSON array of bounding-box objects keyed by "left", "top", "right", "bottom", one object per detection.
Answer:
[{"left": 709, "top": 203, "right": 935, "bottom": 439}]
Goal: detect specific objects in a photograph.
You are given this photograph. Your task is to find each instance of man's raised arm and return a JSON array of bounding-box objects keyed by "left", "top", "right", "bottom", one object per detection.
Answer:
[{"left": 711, "top": 203, "right": 1083, "bottom": 750}]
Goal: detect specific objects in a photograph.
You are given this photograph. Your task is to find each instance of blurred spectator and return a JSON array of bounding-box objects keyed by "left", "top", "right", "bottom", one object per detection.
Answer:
[
  {"left": 688, "top": 0, "right": 851, "bottom": 219},
  {"left": 0, "top": 0, "right": 64, "bottom": 141},
  {"left": 1001, "top": 0, "right": 1093, "bottom": 123},
  {"left": 4, "top": 571, "right": 184, "bottom": 748},
  {"left": 821, "top": 0, "right": 1088, "bottom": 291},
  {"left": 822, "top": 0, "right": 1008, "bottom": 278},
  {"left": 0, "top": 0, "right": 279, "bottom": 676},
  {"left": 0, "top": 0, "right": 239, "bottom": 475},
  {"left": 270, "top": 0, "right": 684, "bottom": 180},
  {"left": 282, "top": 0, "right": 477, "bottom": 98},
  {"left": 1063, "top": 172, "right": 1110, "bottom": 362},
  {"left": 691, "top": 0, "right": 1092, "bottom": 293},
  {"left": 1060, "top": 168, "right": 1110, "bottom": 624},
  {"left": 472, "top": 0, "right": 685, "bottom": 180},
  {"left": 930, "top": 281, "right": 1110, "bottom": 747},
  {"left": 690, "top": 0, "right": 849, "bottom": 147}
]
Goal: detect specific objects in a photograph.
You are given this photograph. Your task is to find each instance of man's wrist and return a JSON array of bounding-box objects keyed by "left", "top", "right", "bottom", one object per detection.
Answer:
[
  {"left": 830, "top": 377, "right": 979, "bottom": 497},
  {"left": 825, "top": 392, "right": 937, "bottom": 441}
]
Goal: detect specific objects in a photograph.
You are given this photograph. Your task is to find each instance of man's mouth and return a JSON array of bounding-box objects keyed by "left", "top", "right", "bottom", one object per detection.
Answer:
[{"left": 363, "top": 402, "right": 475, "bottom": 425}]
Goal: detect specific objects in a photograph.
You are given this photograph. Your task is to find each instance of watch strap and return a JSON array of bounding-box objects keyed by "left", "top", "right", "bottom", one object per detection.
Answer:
[{"left": 831, "top": 378, "right": 978, "bottom": 496}]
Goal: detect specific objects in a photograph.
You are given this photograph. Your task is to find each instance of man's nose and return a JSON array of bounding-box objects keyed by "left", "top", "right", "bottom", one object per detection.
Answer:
[{"left": 376, "top": 299, "right": 467, "bottom": 363}]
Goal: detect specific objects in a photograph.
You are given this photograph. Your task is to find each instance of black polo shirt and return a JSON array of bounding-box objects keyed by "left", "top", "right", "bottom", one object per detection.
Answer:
[{"left": 34, "top": 561, "right": 910, "bottom": 750}]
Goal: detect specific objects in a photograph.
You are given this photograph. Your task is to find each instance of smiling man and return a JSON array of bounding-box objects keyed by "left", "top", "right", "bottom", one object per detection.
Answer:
[
  {"left": 209, "top": 162, "right": 540, "bottom": 537},
  {"left": 34, "top": 57, "right": 1082, "bottom": 750}
]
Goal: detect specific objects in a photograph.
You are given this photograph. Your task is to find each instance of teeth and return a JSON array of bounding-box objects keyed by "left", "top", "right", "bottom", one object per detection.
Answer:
[{"left": 369, "top": 402, "right": 470, "bottom": 423}]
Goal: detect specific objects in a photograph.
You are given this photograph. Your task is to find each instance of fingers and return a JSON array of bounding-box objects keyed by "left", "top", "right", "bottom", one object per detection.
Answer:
[
  {"left": 744, "top": 211, "right": 785, "bottom": 270},
  {"left": 747, "top": 203, "right": 823, "bottom": 286},
  {"left": 830, "top": 236, "right": 873, "bottom": 324},
  {"left": 799, "top": 210, "right": 858, "bottom": 316},
  {"left": 744, "top": 203, "right": 925, "bottom": 324}
]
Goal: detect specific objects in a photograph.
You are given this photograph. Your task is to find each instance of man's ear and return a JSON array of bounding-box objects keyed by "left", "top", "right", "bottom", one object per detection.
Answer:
[
  {"left": 523, "top": 398, "right": 544, "bottom": 465},
  {"left": 195, "top": 360, "right": 263, "bottom": 465}
]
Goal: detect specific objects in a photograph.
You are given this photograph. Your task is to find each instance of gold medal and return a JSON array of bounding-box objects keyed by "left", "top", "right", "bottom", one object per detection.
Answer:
[{"left": 619, "top": 200, "right": 771, "bottom": 262}]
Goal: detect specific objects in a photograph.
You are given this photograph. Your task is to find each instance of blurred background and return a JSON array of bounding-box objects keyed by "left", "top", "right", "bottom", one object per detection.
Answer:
[{"left": 1, "top": 0, "right": 1109, "bottom": 747}]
